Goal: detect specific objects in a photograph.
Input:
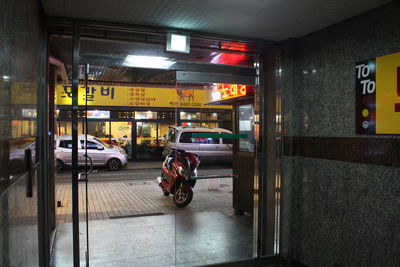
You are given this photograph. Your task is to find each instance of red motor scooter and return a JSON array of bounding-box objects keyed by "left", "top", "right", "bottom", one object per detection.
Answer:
[{"left": 156, "top": 149, "right": 200, "bottom": 208}]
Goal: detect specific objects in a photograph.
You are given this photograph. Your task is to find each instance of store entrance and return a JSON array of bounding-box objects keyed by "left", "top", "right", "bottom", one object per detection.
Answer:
[
  {"left": 134, "top": 121, "right": 173, "bottom": 160},
  {"left": 135, "top": 121, "right": 157, "bottom": 160}
]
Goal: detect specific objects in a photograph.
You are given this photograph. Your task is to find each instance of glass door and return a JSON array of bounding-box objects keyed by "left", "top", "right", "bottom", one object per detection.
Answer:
[{"left": 135, "top": 121, "right": 158, "bottom": 160}]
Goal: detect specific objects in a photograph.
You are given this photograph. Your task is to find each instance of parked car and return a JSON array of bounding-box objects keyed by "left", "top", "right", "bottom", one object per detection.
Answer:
[
  {"left": 162, "top": 126, "right": 233, "bottom": 163},
  {"left": 55, "top": 134, "right": 128, "bottom": 172},
  {"left": 9, "top": 140, "right": 36, "bottom": 174}
]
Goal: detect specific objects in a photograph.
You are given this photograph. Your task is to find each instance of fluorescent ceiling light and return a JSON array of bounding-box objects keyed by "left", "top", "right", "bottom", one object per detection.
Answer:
[
  {"left": 123, "top": 55, "right": 175, "bottom": 69},
  {"left": 167, "top": 33, "right": 190, "bottom": 53}
]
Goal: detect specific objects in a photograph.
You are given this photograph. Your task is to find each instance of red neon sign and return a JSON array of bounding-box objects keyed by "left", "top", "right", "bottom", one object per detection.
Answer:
[{"left": 217, "top": 84, "right": 247, "bottom": 100}]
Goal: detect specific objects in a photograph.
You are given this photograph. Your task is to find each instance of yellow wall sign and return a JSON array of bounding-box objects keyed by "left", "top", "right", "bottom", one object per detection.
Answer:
[
  {"left": 356, "top": 51, "right": 400, "bottom": 134},
  {"left": 376, "top": 52, "right": 400, "bottom": 134},
  {"left": 55, "top": 85, "right": 231, "bottom": 109}
]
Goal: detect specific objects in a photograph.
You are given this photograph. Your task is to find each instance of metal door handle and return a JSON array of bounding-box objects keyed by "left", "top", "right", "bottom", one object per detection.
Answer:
[
  {"left": 25, "top": 149, "right": 33, "bottom": 197},
  {"left": 78, "top": 154, "right": 95, "bottom": 181}
]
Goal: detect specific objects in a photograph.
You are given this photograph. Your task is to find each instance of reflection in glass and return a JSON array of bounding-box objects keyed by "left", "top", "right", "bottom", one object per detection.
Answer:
[
  {"left": 180, "top": 111, "right": 200, "bottom": 120},
  {"left": 136, "top": 122, "right": 157, "bottom": 159},
  {"left": 201, "top": 112, "right": 219, "bottom": 120},
  {"left": 135, "top": 111, "right": 157, "bottom": 120},
  {"left": 87, "top": 121, "right": 111, "bottom": 144},
  {"left": 201, "top": 122, "right": 219, "bottom": 128},
  {"left": 58, "top": 121, "right": 84, "bottom": 135},
  {"left": 181, "top": 122, "right": 201, "bottom": 127},
  {"left": 158, "top": 122, "right": 173, "bottom": 152},
  {"left": 238, "top": 104, "right": 255, "bottom": 152}
]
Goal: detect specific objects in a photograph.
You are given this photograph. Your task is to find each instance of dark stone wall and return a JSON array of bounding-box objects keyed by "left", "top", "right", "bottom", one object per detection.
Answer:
[{"left": 279, "top": 2, "right": 400, "bottom": 266}]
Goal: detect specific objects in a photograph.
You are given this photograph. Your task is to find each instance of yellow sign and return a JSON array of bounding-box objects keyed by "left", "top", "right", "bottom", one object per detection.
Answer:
[
  {"left": 376, "top": 52, "right": 400, "bottom": 134},
  {"left": 55, "top": 85, "right": 231, "bottom": 109},
  {"left": 11, "top": 82, "right": 37, "bottom": 105}
]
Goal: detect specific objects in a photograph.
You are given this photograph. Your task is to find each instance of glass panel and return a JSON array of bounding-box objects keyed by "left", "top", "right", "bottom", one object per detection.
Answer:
[
  {"left": 136, "top": 122, "right": 157, "bottom": 159},
  {"left": 51, "top": 29, "right": 75, "bottom": 266},
  {"left": 158, "top": 111, "right": 174, "bottom": 120},
  {"left": 175, "top": 82, "right": 252, "bottom": 266},
  {"left": 58, "top": 121, "right": 84, "bottom": 135},
  {"left": 201, "top": 112, "right": 219, "bottom": 120},
  {"left": 238, "top": 104, "right": 255, "bottom": 152},
  {"left": 111, "top": 121, "right": 133, "bottom": 159},
  {"left": 179, "top": 132, "right": 219, "bottom": 144},
  {"left": 181, "top": 121, "right": 201, "bottom": 127},
  {"left": 135, "top": 111, "right": 157, "bottom": 120},
  {"left": 201, "top": 122, "right": 219, "bottom": 128},
  {"left": 86, "top": 110, "right": 110, "bottom": 119},
  {"left": 87, "top": 121, "right": 110, "bottom": 144},
  {"left": 158, "top": 122, "right": 173, "bottom": 155},
  {"left": 180, "top": 111, "right": 200, "bottom": 120}
]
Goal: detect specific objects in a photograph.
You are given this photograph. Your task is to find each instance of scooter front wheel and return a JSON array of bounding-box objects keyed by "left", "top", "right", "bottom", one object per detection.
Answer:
[
  {"left": 162, "top": 188, "right": 170, "bottom": 196},
  {"left": 174, "top": 186, "right": 193, "bottom": 208}
]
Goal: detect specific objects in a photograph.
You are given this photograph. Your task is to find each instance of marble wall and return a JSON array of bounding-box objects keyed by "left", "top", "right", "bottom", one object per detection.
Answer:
[{"left": 279, "top": 1, "right": 400, "bottom": 266}]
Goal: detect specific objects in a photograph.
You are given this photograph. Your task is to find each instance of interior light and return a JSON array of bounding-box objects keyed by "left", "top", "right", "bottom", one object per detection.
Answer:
[
  {"left": 3, "top": 75, "right": 10, "bottom": 81},
  {"left": 166, "top": 33, "right": 190, "bottom": 53},
  {"left": 123, "top": 55, "right": 175, "bottom": 69}
]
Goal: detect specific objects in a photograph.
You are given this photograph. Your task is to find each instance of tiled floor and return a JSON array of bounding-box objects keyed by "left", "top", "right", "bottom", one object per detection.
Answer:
[
  {"left": 52, "top": 174, "right": 254, "bottom": 266},
  {"left": 52, "top": 211, "right": 253, "bottom": 267}
]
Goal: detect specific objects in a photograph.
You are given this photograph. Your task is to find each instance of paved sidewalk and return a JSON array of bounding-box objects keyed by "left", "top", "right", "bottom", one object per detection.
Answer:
[
  {"left": 55, "top": 176, "right": 239, "bottom": 224},
  {"left": 121, "top": 160, "right": 232, "bottom": 171},
  {"left": 123, "top": 160, "right": 162, "bottom": 170}
]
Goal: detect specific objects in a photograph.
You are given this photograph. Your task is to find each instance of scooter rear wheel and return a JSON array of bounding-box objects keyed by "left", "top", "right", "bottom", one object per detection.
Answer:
[{"left": 174, "top": 186, "right": 193, "bottom": 208}]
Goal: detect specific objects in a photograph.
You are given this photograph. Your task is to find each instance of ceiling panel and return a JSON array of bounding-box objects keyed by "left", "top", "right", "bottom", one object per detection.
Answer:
[{"left": 41, "top": 0, "right": 390, "bottom": 41}]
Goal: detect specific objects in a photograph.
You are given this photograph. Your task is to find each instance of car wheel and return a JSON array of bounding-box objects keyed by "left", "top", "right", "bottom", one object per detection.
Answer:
[
  {"left": 173, "top": 184, "right": 193, "bottom": 208},
  {"left": 107, "top": 158, "right": 121, "bottom": 171},
  {"left": 56, "top": 160, "right": 64, "bottom": 173}
]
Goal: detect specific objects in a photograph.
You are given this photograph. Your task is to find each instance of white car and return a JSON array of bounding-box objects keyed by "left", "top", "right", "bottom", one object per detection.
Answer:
[
  {"left": 162, "top": 126, "right": 233, "bottom": 163},
  {"left": 55, "top": 135, "right": 128, "bottom": 172}
]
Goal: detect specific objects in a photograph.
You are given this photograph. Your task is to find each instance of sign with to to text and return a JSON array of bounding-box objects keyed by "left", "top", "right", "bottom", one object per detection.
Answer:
[{"left": 356, "top": 51, "right": 400, "bottom": 134}]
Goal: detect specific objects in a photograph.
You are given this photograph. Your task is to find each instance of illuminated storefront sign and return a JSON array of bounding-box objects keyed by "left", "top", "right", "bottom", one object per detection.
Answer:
[
  {"left": 356, "top": 51, "right": 400, "bottom": 134},
  {"left": 55, "top": 85, "right": 231, "bottom": 109},
  {"left": 212, "top": 84, "right": 247, "bottom": 101},
  {"left": 22, "top": 109, "right": 37, "bottom": 118},
  {"left": 87, "top": 110, "right": 110, "bottom": 119}
]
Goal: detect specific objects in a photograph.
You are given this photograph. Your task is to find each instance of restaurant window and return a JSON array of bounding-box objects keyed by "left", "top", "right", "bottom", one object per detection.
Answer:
[
  {"left": 135, "top": 111, "right": 157, "bottom": 120},
  {"left": 238, "top": 104, "right": 255, "bottom": 152},
  {"left": 87, "top": 121, "right": 110, "bottom": 144},
  {"left": 11, "top": 120, "right": 37, "bottom": 138},
  {"left": 158, "top": 123, "right": 172, "bottom": 148},
  {"left": 181, "top": 122, "right": 201, "bottom": 127},
  {"left": 201, "top": 112, "right": 219, "bottom": 120},
  {"left": 201, "top": 122, "right": 219, "bottom": 128},
  {"left": 111, "top": 121, "right": 132, "bottom": 158},
  {"left": 180, "top": 111, "right": 200, "bottom": 120},
  {"left": 158, "top": 111, "right": 174, "bottom": 120},
  {"left": 59, "top": 121, "right": 85, "bottom": 135}
]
